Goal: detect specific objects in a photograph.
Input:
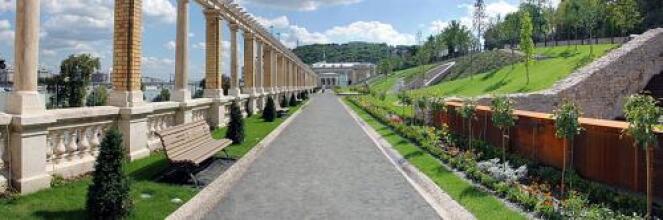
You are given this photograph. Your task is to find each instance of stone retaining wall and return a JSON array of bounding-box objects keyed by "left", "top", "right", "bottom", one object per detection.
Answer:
[{"left": 477, "top": 28, "right": 663, "bottom": 119}]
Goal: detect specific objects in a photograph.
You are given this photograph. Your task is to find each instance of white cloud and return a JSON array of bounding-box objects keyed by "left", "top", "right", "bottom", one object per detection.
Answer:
[
  {"left": 0, "top": 0, "right": 15, "bottom": 12},
  {"left": 256, "top": 16, "right": 414, "bottom": 47},
  {"left": 485, "top": 0, "right": 518, "bottom": 18},
  {"left": 429, "top": 20, "right": 449, "bottom": 34},
  {"left": 164, "top": 40, "right": 176, "bottom": 50},
  {"left": 325, "top": 21, "right": 415, "bottom": 45},
  {"left": 193, "top": 42, "right": 206, "bottom": 50},
  {"left": 240, "top": 0, "right": 361, "bottom": 11},
  {"left": 0, "top": 20, "right": 14, "bottom": 45},
  {"left": 142, "top": 56, "right": 175, "bottom": 75},
  {"left": 143, "top": 0, "right": 176, "bottom": 23}
]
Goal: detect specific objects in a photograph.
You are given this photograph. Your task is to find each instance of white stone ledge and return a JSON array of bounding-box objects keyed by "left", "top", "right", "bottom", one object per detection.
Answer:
[{"left": 47, "top": 106, "right": 120, "bottom": 121}]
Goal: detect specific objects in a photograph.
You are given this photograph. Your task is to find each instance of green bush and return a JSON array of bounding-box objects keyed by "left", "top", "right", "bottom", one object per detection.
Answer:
[
  {"left": 86, "top": 129, "right": 132, "bottom": 218},
  {"left": 226, "top": 101, "right": 245, "bottom": 144},
  {"left": 262, "top": 96, "right": 277, "bottom": 122},
  {"left": 289, "top": 94, "right": 297, "bottom": 107},
  {"left": 245, "top": 100, "right": 253, "bottom": 117},
  {"left": 280, "top": 95, "right": 288, "bottom": 108}
]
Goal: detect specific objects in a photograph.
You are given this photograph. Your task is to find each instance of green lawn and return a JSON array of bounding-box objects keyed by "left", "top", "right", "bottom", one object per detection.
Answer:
[
  {"left": 344, "top": 99, "right": 526, "bottom": 220},
  {"left": 0, "top": 101, "right": 307, "bottom": 220},
  {"left": 212, "top": 103, "right": 305, "bottom": 158},
  {"left": 411, "top": 44, "right": 616, "bottom": 97},
  {"left": 370, "top": 64, "right": 438, "bottom": 94}
]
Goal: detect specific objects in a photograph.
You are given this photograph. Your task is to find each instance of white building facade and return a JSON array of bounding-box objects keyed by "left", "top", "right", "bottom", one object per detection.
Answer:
[{"left": 312, "top": 62, "right": 376, "bottom": 87}]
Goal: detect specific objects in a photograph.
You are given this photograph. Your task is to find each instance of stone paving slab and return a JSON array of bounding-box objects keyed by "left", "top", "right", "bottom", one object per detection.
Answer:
[{"left": 204, "top": 93, "right": 440, "bottom": 220}]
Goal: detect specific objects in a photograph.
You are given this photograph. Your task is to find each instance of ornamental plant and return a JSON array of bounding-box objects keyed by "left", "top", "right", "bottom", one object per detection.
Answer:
[
  {"left": 289, "top": 94, "right": 297, "bottom": 107},
  {"left": 415, "top": 97, "right": 429, "bottom": 125},
  {"left": 623, "top": 94, "right": 661, "bottom": 218},
  {"left": 552, "top": 100, "right": 583, "bottom": 197},
  {"left": 87, "top": 129, "right": 132, "bottom": 218},
  {"left": 226, "top": 100, "right": 245, "bottom": 144},
  {"left": 459, "top": 98, "right": 477, "bottom": 150},
  {"left": 490, "top": 95, "right": 516, "bottom": 170},
  {"left": 280, "top": 95, "right": 288, "bottom": 108},
  {"left": 262, "top": 96, "right": 277, "bottom": 122}
]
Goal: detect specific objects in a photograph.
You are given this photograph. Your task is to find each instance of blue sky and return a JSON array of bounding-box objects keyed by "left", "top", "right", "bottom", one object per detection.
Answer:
[{"left": 0, "top": 0, "right": 523, "bottom": 81}]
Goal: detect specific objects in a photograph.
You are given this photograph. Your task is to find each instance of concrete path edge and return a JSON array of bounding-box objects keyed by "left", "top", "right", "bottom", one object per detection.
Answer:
[
  {"left": 166, "top": 101, "right": 311, "bottom": 220},
  {"left": 339, "top": 97, "right": 476, "bottom": 220}
]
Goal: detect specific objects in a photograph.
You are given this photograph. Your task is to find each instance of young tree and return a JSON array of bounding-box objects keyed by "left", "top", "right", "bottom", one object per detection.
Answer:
[
  {"left": 152, "top": 88, "right": 171, "bottom": 102},
  {"left": 491, "top": 95, "right": 517, "bottom": 170},
  {"left": 460, "top": 98, "right": 478, "bottom": 150},
  {"left": 60, "top": 54, "right": 101, "bottom": 107},
  {"left": 609, "top": 0, "right": 642, "bottom": 37},
  {"left": 552, "top": 100, "right": 583, "bottom": 197},
  {"left": 86, "top": 86, "right": 108, "bottom": 107},
  {"left": 578, "top": 0, "right": 602, "bottom": 56},
  {"left": 503, "top": 13, "right": 521, "bottom": 69},
  {"left": 87, "top": 129, "right": 132, "bottom": 218},
  {"left": 262, "top": 96, "right": 277, "bottom": 122},
  {"left": 226, "top": 100, "right": 245, "bottom": 144},
  {"left": 520, "top": 11, "right": 535, "bottom": 85},
  {"left": 289, "top": 93, "right": 297, "bottom": 107},
  {"left": 473, "top": 0, "right": 487, "bottom": 52},
  {"left": 624, "top": 94, "right": 662, "bottom": 218}
]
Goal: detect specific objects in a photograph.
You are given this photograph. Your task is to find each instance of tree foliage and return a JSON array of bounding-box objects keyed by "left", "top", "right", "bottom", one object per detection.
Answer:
[
  {"left": 624, "top": 94, "right": 661, "bottom": 149},
  {"left": 262, "top": 96, "right": 277, "bottom": 122},
  {"left": 86, "top": 129, "right": 132, "bottom": 219},
  {"left": 520, "top": 11, "right": 535, "bottom": 84},
  {"left": 552, "top": 100, "right": 583, "bottom": 197},
  {"left": 56, "top": 54, "right": 101, "bottom": 107},
  {"left": 226, "top": 100, "right": 245, "bottom": 144},
  {"left": 152, "top": 88, "right": 171, "bottom": 102},
  {"left": 86, "top": 86, "right": 108, "bottom": 107}
]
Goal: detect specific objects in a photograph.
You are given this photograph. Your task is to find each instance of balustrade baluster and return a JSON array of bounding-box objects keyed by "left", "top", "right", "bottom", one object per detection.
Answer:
[{"left": 66, "top": 129, "right": 78, "bottom": 160}]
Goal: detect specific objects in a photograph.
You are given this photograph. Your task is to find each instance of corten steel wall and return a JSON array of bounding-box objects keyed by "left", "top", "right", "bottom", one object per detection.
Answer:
[{"left": 433, "top": 102, "right": 663, "bottom": 199}]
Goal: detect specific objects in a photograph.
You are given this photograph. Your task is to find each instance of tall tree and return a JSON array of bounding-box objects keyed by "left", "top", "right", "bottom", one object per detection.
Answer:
[
  {"left": 491, "top": 95, "right": 517, "bottom": 170},
  {"left": 609, "top": 0, "right": 642, "bottom": 37},
  {"left": 473, "top": 0, "right": 487, "bottom": 51},
  {"left": 578, "top": 0, "right": 603, "bottom": 56},
  {"left": 624, "top": 94, "right": 661, "bottom": 219},
  {"left": 60, "top": 54, "right": 101, "bottom": 107},
  {"left": 520, "top": 11, "right": 535, "bottom": 85}
]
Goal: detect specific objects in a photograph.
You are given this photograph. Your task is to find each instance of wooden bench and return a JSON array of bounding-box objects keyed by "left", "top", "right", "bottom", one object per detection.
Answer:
[{"left": 155, "top": 120, "right": 232, "bottom": 185}]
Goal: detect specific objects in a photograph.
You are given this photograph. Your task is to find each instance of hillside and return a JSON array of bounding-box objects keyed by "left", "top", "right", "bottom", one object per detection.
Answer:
[
  {"left": 410, "top": 44, "right": 617, "bottom": 97},
  {"left": 293, "top": 42, "right": 416, "bottom": 64}
]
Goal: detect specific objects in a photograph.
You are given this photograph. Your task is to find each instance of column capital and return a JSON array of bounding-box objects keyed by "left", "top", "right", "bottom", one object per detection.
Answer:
[
  {"left": 203, "top": 9, "right": 222, "bottom": 18},
  {"left": 244, "top": 30, "right": 255, "bottom": 40},
  {"left": 229, "top": 22, "right": 240, "bottom": 31}
]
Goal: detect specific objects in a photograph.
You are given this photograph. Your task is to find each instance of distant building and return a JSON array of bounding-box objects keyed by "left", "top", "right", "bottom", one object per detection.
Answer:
[
  {"left": 312, "top": 62, "right": 376, "bottom": 87},
  {"left": 91, "top": 71, "right": 110, "bottom": 84}
]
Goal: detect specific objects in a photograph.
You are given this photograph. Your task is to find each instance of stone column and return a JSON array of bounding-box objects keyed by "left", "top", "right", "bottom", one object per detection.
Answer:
[
  {"left": 203, "top": 9, "right": 224, "bottom": 99},
  {"left": 172, "top": 0, "right": 190, "bottom": 102},
  {"left": 7, "top": 0, "right": 53, "bottom": 194},
  {"left": 243, "top": 31, "right": 258, "bottom": 113},
  {"left": 110, "top": 0, "right": 151, "bottom": 161},
  {"left": 262, "top": 45, "right": 274, "bottom": 94},
  {"left": 228, "top": 23, "right": 241, "bottom": 97},
  {"left": 203, "top": 9, "right": 226, "bottom": 128},
  {"left": 255, "top": 39, "right": 263, "bottom": 95}
]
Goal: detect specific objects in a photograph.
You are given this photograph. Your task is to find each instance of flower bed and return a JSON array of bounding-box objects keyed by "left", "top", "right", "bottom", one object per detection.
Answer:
[{"left": 347, "top": 95, "right": 647, "bottom": 219}]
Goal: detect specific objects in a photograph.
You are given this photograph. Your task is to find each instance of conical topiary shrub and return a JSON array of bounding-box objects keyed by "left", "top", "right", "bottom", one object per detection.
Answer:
[
  {"left": 226, "top": 100, "right": 245, "bottom": 144},
  {"left": 262, "top": 96, "right": 277, "bottom": 122},
  {"left": 87, "top": 129, "right": 132, "bottom": 218},
  {"left": 244, "top": 100, "right": 253, "bottom": 117},
  {"left": 280, "top": 95, "right": 288, "bottom": 108},
  {"left": 289, "top": 94, "right": 297, "bottom": 107}
]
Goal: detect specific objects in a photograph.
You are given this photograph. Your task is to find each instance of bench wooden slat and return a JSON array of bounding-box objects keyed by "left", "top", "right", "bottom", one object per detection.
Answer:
[{"left": 155, "top": 120, "right": 233, "bottom": 167}]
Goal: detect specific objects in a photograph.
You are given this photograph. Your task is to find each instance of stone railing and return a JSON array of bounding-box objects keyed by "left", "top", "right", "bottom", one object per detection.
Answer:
[
  {"left": 147, "top": 102, "right": 179, "bottom": 151},
  {"left": 0, "top": 114, "right": 11, "bottom": 193},
  {"left": 45, "top": 107, "right": 119, "bottom": 178}
]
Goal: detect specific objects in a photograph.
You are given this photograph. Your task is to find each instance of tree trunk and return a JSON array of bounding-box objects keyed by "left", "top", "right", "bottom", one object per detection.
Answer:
[
  {"left": 562, "top": 138, "right": 567, "bottom": 198},
  {"left": 646, "top": 146, "right": 653, "bottom": 219},
  {"left": 468, "top": 118, "right": 472, "bottom": 150},
  {"left": 502, "top": 129, "right": 507, "bottom": 171}
]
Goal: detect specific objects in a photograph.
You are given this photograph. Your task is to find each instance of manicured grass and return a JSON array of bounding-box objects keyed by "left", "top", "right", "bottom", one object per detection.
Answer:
[
  {"left": 212, "top": 102, "right": 306, "bottom": 158},
  {"left": 344, "top": 99, "right": 526, "bottom": 220},
  {"left": 370, "top": 64, "right": 438, "bottom": 94},
  {"left": 411, "top": 44, "right": 616, "bottom": 97},
  {"left": 0, "top": 154, "right": 197, "bottom": 220},
  {"left": 0, "top": 100, "right": 307, "bottom": 220}
]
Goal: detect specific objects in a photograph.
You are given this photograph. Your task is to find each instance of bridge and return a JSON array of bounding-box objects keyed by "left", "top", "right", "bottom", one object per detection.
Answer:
[{"left": 1, "top": 0, "right": 318, "bottom": 194}]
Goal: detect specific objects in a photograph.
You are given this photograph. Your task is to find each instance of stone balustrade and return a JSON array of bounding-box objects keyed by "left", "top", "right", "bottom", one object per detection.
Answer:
[{"left": 0, "top": 114, "right": 10, "bottom": 193}]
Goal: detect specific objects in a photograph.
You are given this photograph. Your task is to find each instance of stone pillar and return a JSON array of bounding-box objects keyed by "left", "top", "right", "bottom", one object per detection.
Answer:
[
  {"left": 7, "top": 0, "right": 53, "bottom": 194},
  {"left": 228, "top": 23, "right": 241, "bottom": 97},
  {"left": 203, "top": 9, "right": 225, "bottom": 128},
  {"left": 255, "top": 39, "right": 264, "bottom": 95},
  {"left": 263, "top": 46, "right": 273, "bottom": 94},
  {"left": 109, "top": 0, "right": 151, "bottom": 161},
  {"left": 203, "top": 9, "right": 224, "bottom": 99},
  {"left": 172, "top": 0, "right": 190, "bottom": 102},
  {"left": 271, "top": 50, "right": 278, "bottom": 93},
  {"left": 243, "top": 31, "right": 258, "bottom": 113}
]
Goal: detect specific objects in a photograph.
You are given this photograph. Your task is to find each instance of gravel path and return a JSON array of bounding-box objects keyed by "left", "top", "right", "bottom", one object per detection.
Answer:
[{"left": 204, "top": 92, "right": 440, "bottom": 220}]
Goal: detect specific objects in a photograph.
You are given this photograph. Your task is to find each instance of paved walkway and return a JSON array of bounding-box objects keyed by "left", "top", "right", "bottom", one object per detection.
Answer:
[{"left": 204, "top": 92, "right": 439, "bottom": 220}]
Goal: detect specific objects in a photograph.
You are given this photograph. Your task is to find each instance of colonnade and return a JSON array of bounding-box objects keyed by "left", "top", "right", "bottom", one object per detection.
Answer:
[{"left": 4, "top": 0, "right": 318, "bottom": 194}]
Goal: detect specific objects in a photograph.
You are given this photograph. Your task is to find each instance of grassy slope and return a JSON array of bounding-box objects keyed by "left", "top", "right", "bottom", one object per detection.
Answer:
[
  {"left": 370, "top": 64, "right": 437, "bottom": 94},
  {"left": 344, "top": 99, "right": 525, "bottom": 220},
  {"left": 0, "top": 102, "right": 306, "bottom": 220},
  {"left": 412, "top": 44, "right": 616, "bottom": 97}
]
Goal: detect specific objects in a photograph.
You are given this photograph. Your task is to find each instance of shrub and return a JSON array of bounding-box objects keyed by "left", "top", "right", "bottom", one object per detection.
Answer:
[
  {"left": 280, "top": 95, "right": 288, "bottom": 108},
  {"left": 245, "top": 100, "right": 253, "bottom": 117},
  {"left": 152, "top": 88, "right": 170, "bottom": 102},
  {"left": 289, "top": 94, "right": 297, "bottom": 107},
  {"left": 262, "top": 96, "right": 277, "bottom": 122},
  {"left": 477, "top": 158, "right": 527, "bottom": 184},
  {"left": 86, "top": 86, "right": 108, "bottom": 107},
  {"left": 86, "top": 129, "right": 132, "bottom": 218},
  {"left": 226, "top": 101, "right": 245, "bottom": 144}
]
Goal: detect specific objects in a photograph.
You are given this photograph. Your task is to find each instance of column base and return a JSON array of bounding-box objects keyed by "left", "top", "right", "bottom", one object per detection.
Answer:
[
  {"left": 118, "top": 105, "right": 153, "bottom": 161},
  {"left": 242, "top": 87, "right": 258, "bottom": 97},
  {"left": 171, "top": 89, "right": 191, "bottom": 102},
  {"left": 109, "top": 90, "right": 144, "bottom": 107},
  {"left": 228, "top": 88, "right": 242, "bottom": 97},
  {"left": 6, "top": 91, "right": 45, "bottom": 115},
  {"left": 12, "top": 174, "right": 51, "bottom": 195},
  {"left": 203, "top": 89, "right": 225, "bottom": 99}
]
